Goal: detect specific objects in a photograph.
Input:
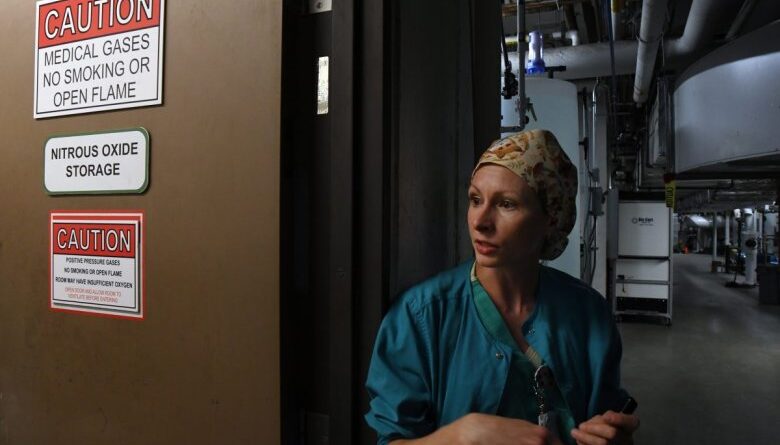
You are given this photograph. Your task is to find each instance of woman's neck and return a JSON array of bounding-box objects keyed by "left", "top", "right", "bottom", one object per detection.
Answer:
[{"left": 476, "top": 260, "right": 540, "bottom": 318}]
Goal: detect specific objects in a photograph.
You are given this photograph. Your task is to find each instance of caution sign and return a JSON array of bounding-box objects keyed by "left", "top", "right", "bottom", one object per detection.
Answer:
[
  {"left": 45, "top": 128, "right": 149, "bottom": 195},
  {"left": 34, "top": 0, "right": 165, "bottom": 118},
  {"left": 50, "top": 211, "right": 144, "bottom": 319}
]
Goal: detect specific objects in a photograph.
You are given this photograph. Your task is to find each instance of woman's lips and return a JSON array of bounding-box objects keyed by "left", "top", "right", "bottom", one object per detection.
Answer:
[{"left": 474, "top": 240, "right": 498, "bottom": 255}]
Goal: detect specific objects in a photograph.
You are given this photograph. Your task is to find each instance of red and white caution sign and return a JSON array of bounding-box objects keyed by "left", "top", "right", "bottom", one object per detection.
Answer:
[
  {"left": 34, "top": 0, "right": 165, "bottom": 118},
  {"left": 50, "top": 211, "right": 144, "bottom": 319}
]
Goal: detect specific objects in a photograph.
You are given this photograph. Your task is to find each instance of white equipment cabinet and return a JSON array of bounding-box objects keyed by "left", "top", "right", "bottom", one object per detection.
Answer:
[
  {"left": 502, "top": 77, "right": 581, "bottom": 278},
  {"left": 614, "top": 200, "right": 673, "bottom": 325}
]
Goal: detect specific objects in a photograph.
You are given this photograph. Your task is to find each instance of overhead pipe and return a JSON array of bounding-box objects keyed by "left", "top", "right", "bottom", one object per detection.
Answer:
[
  {"left": 517, "top": 0, "right": 527, "bottom": 130},
  {"left": 712, "top": 211, "right": 718, "bottom": 263},
  {"left": 566, "top": 30, "right": 580, "bottom": 46},
  {"left": 665, "top": 0, "right": 724, "bottom": 61},
  {"left": 542, "top": 41, "right": 638, "bottom": 79},
  {"left": 635, "top": 0, "right": 724, "bottom": 104},
  {"left": 539, "top": 0, "right": 727, "bottom": 83},
  {"left": 725, "top": 0, "right": 758, "bottom": 41},
  {"left": 632, "top": 0, "right": 668, "bottom": 104},
  {"left": 509, "top": 29, "right": 581, "bottom": 47},
  {"left": 611, "top": 0, "right": 624, "bottom": 40}
]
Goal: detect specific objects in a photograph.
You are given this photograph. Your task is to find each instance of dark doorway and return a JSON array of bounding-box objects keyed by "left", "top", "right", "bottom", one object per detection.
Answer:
[{"left": 280, "top": 1, "right": 499, "bottom": 443}]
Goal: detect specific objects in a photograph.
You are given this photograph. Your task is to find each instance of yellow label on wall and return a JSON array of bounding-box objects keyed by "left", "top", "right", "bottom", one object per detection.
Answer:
[{"left": 665, "top": 180, "right": 676, "bottom": 209}]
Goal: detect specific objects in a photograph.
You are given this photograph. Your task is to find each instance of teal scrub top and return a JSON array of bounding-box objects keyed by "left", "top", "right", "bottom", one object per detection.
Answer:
[
  {"left": 364, "top": 261, "right": 628, "bottom": 445},
  {"left": 471, "top": 271, "right": 577, "bottom": 444}
]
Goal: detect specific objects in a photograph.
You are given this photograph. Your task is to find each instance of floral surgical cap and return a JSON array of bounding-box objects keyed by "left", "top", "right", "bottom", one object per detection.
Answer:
[{"left": 473, "top": 129, "right": 578, "bottom": 261}]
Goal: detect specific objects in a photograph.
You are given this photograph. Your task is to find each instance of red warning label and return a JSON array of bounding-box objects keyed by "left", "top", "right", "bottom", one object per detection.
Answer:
[
  {"left": 37, "top": 0, "right": 162, "bottom": 49},
  {"left": 34, "top": 0, "right": 166, "bottom": 118},
  {"left": 53, "top": 223, "right": 136, "bottom": 257},
  {"left": 50, "top": 211, "right": 144, "bottom": 319}
]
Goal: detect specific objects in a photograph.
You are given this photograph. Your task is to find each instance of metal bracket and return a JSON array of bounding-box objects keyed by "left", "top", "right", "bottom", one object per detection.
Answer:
[{"left": 308, "top": 0, "right": 332, "bottom": 14}]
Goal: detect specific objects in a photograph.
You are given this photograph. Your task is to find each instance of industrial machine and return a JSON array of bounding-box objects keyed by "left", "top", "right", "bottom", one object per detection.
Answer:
[
  {"left": 743, "top": 231, "right": 759, "bottom": 286},
  {"left": 611, "top": 196, "right": 673, "bottom": 325}
]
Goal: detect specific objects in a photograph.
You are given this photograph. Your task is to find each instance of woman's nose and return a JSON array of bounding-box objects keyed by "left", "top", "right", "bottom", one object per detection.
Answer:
[{"left": 472, "top": 206, "right": 494, "bottom": 233}]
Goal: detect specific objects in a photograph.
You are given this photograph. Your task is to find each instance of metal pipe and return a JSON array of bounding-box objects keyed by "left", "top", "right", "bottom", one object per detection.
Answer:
[
  {"left": 504, "top": 0, "right": 726, "bottom": 82},
  {"left": 611, "top": 0, "right": 624, "bottom": 40},
  {"left": 566, "top": 30, "right": 580, "bottom": 46},
  {"left": 761, "top": 211, "right": 768, "bottom": 263},
  {"left": 605, "top": 0, "right": 618, "bottom": 115},
  {"left": 666, "top": 0, "right": 723, "bottom": 58},
  {"left": 502, "top": 0, "right": 580, "bottom": 15},
  {"left": 593, "top": 83, "right": 611, "bottom": 189},
  {"left": 632, "top": 0, "right": 668, "bottom": 104},
  {"left": 540, "top": 41, "right": 638, "bottom": 79},
  {"left": 712, "top": 212, "right": 718, "bottom": 263},
  {"left": 697, "top": 227, "right": 702, "bottom": 252},
  {"left": 518, "top": 0, "right": 526, "bottom": 130},
  {"left": 726, "top": 0, "right": 758, "bottom": 41},
  {"left": 725, "top": 213, "right": 731, "bottom": 245}
]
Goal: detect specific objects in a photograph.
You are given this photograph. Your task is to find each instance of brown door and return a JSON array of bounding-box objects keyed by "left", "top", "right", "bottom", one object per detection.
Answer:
[{"left": 0, "top": 1, "right": 281, "bottom": 443}]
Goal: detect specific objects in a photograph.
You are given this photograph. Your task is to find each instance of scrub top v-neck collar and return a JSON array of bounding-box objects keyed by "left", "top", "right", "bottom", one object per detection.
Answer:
[
  {"left": 470, "top": 261, "right": 544, "bottom": 367},
  {"left": 470, "top": 262, "right": 577, "bottom": 444}
]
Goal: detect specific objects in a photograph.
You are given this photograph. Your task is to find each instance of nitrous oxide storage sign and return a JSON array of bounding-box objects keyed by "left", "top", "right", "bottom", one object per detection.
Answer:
[
  {"left": 51, "top": 211, "right": 144, "bottom": 319},
  {"left": 34, "top": 0, "right": 165, "bottom": 118},
  {"left": 44, "top": 128, "right": 150, "bottom": 195}
]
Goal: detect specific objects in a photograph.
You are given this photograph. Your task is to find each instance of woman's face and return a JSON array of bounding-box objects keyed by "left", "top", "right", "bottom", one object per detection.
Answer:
[{"left": 468, "top": 165, "right": 550, "bottom": 268}]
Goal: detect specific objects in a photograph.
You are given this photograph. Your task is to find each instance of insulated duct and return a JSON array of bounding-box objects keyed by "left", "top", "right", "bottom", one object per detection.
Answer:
[
  {"left": 726, "top": 0, "right": 759, "bottom": 41},
  {"left": 542, "top": 41, "right": 639, "bottom": 79},
  {"left": 634, "top": 0, "right": 730, "bottom": 103},
  {"left": 632, "top": 0, "right": 668, "bottom": 104},
  {"left": 538, "top": 42, "right": 639, "bottom": 81},
  {"left": 667, "top": 0, "right": 727, "bottom": 58},
  {"left": 611, "top": 0, "right": 624, "bottom": 41},
  {"left": 541, "top": 0, "right": 731, "bottom": 87}
]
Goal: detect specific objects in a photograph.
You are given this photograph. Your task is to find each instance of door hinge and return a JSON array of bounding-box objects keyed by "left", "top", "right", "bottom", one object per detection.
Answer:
[{"left": 307, "top": 0, "right": 332, "bottom": 14}]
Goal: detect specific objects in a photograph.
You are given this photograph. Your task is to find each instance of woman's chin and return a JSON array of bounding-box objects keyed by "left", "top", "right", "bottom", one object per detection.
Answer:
[
  {"left": 474, "top": 254, "right": 501, "bottom": 268},
  {"left": 475, "top": 252, "right": 539, "bottom": 269}
]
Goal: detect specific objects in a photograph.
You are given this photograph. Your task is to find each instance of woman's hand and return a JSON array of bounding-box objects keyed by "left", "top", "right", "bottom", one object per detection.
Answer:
[
  {"left": 570, "top": 411, "right": 639, "bottom": 445},
  {"left": 390, "top": 413, "right": 564, "bottom": 445},
  {"left": 449, "top": 413, "right": 565, "bottom": 445}
]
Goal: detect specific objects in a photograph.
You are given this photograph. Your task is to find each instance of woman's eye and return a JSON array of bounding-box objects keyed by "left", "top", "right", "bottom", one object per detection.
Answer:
[
  {"left": 469, "top": 196, "right": 481, "bottom": 206},
  {"left": 499, "top": 200, "right": 516, "bottom": 209}
]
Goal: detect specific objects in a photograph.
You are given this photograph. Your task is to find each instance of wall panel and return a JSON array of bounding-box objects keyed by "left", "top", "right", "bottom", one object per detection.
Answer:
[{"left": 0, "top": 1, "right": 281, "bottom": 443}]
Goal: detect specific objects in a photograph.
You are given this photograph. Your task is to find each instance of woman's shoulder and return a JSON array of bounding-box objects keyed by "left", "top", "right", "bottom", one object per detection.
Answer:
[
  {"left": 540, "top": 265, "right": 609, "bottom": 311},
  {"left": 392, "top": 260, "right": 473, "bottom": 314},
  {"left": 538, "top": 266, "right": 615, "bottom": 344}
]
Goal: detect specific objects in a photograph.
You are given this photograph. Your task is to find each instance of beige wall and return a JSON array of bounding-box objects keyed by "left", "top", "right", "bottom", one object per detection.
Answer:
[{"left": 0, "top": 1, "right": 281, "bottom": 443}]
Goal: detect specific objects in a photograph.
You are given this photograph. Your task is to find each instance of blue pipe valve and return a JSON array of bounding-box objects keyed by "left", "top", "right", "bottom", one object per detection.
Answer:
[{"left": 525, "top": 31, "right": 546, "bottom": 75}]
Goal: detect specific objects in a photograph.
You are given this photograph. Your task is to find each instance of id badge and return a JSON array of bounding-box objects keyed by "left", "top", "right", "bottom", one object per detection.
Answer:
[{"left": 538, "top": 409, "right": 558, "bottom": 433}]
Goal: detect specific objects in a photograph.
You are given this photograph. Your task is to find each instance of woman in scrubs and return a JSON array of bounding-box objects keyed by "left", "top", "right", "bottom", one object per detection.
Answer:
[{"left": 365, "top": 129, "right": 639, "bottom": 445}]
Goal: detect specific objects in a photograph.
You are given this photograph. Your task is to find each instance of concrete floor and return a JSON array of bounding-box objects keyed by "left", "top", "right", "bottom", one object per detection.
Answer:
[{"left": 619, "top": 253, "right": 780, "bottom": 445}]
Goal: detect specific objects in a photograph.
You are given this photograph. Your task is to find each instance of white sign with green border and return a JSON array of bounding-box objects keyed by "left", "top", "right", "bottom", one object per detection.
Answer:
[{"left": 44, "top": 127, "right": 149, "bottom": 195}]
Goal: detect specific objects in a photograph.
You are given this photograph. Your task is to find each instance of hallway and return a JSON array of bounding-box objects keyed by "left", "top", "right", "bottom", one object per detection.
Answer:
[{"left": 621, "top": 253, "right": 780, "bottom": 444}]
